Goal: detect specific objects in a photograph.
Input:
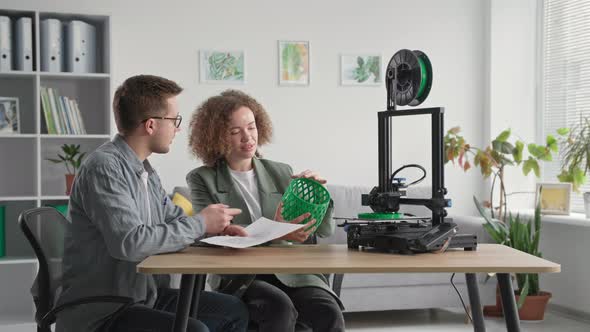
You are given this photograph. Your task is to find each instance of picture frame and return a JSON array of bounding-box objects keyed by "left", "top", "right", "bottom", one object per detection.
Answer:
[
  {"left": 0, "top": 97, "right": 20, "bottom": 135},
  {"left": 340, "top": 54, "right": 382, "bottom": 86},
  {"left": 535, "top": 182, "right": 572, "bottom": 215},
  {"left": 199, "top": 50, "right": 246, "bottom": 84},
  {"left": 278, "top": 40, "right": 310, "bottom": 86}
]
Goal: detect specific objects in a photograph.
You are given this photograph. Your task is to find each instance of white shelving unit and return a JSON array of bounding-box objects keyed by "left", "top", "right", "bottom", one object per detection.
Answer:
[{"left": 0, "top": 9, "right": 111, "bottom": 326}]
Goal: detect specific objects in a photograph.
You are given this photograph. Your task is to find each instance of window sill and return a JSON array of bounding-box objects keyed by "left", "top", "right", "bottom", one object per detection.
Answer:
[{"left": 516, "top": 209, "right": 589, "bottom": 227}]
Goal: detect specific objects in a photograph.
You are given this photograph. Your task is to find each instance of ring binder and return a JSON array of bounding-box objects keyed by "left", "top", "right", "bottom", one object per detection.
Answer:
[
  {"left": 66, "top": 20, "right": 96, "bottom": 73},
  {"left": 15, "top": 17, "right": 33, "bottom": 71},
  {"left": 0, "top": 16, "right": 13, "bottom": 72},
  {"left": 41, "top": 18, "right": 64, "bottom": 72}
]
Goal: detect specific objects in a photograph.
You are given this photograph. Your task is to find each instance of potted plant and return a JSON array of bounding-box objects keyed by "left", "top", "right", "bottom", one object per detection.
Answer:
[
  {"left": 474, "top": 193, "right": 551, "bottom": 320},
  {"left": 444, "top": 127, "right": 566, "bottom": 221},
  {"left": 444, "top": 128, "right": 565, "bottom": 319},
  {"left": 46, "top": 144, "right": 86, "bottom": 195},
  {"left": 557, "top": 117, "right": 590, "bottom": 217}
]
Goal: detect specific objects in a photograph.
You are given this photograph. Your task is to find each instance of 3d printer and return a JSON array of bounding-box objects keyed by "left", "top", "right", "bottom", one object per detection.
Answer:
[{"left": 337, "top": 49, "right": 477, "bottom": 254}]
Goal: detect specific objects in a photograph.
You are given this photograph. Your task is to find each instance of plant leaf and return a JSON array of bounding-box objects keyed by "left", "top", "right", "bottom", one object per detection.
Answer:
[
  {"left": 513, "top": 141, "right": 524, "bottom": 163},
  {"left": 573, "top": 167, "right": 587, "bottom": 190},
  {"left": 501, "top": 141, "right": 515, "bottom": 154},
  {"left": 474, "top": 151, "right": 481, "bottom": 166},
  {"left": 492, "top": 140, "right": 502, "bottom": 152},
  {"left": 475, "top": 196, "right": 509, "bottom": 244},
  {"left": 496, "top": 129, "right": 511, "bottom": 142},
  {"left": 546, "top": 135, "right": 558, "bottom": 152},
  {"left": 449, "top": 126, "right": 461, "bottom": 135},
  {"left": 518, "top": 277, "right": 530, "bottom": 309},
  {"left": 538, "top": 146, "right": 553, "bottom": 162},
  {"left": 522, "top": 158, "right": 540, "bottom": 177},
  {"left": 527, "top": 144, "right": 544, "bottom": 159},
  {"left": 557, "top": 170, "right": 573, "bottom": 183}
]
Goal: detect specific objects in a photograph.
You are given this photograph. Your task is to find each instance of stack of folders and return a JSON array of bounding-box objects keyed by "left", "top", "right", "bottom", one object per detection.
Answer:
[
  {"left": 40, "top": 18, "right": 97, "bottom": 73},
  {"left": 0, "top": 15, "right": 34, "bottom": 72},
  {"left": 40, "top": 86, "right": 86, "bottom": 135}
]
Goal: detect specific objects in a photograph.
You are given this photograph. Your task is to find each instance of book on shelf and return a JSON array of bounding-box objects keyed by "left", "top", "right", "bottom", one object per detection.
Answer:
[
  {"left": 40, "top": 86, "right": 86, "bottom": 135},
  {"left": 40, "top": 88, "right": 56, "bottom": 134}
]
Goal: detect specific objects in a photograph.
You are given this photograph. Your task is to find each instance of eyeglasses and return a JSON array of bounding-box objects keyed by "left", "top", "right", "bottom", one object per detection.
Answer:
[{"left": 142, "top": 115, "right": 183, "bottom": 128}]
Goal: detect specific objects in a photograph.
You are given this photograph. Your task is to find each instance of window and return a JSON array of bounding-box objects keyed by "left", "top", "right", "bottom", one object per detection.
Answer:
[{"left": 541, "top": 0, "right": 590, "bottom": 212}]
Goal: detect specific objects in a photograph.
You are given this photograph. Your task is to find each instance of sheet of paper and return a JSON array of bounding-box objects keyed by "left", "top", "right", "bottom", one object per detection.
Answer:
[{"left": 199, "top": 217, "right": 305, "bottom": 249}]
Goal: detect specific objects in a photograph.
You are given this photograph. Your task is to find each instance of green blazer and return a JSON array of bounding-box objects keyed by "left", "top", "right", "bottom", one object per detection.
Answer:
[{"left": 186, "top": 157, "right": 341, "bottom": 305}]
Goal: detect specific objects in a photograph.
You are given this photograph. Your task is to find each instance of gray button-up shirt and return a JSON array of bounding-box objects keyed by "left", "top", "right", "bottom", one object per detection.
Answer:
[{"left": 55, "top": 134, "right": 205, "bottom": 332}]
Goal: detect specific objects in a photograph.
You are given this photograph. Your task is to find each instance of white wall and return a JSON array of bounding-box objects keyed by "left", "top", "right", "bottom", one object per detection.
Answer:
[
  {"left": 488, "top": 0, "right": 539, "bottom": 209},
  {"left": 540, "top": 217, "right": 590, "bottom": 316},
  {"left": 4, "top": 0, "right": 489, "bottom": 216},
  {"left": 9, "top": 0, "right": 588, "bottom": 320}
]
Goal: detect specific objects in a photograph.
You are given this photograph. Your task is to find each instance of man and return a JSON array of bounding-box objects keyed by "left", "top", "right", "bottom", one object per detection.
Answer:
[{"left": 55, "top": 75, "right": 248, "bottom": 332}]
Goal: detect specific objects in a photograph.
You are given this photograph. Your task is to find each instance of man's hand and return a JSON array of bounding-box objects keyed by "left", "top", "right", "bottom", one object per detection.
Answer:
[
  {"left": 291, "top": 169, "right": 327, "bottom": 185},
  {"left": 222, "top": 224, "right": 248, "bottom": 237},
  {"left": 200, "top": 204, "right": 242, "bottom": 234},
  {"left": 274, "top": 201, "right": 316, "bottom": 243}
]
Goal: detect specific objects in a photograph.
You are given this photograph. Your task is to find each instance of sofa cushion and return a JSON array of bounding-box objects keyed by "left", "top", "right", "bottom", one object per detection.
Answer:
[
  {"left": 172, "top": 192, "right": 195, "bottom": 216},
  {"left": 172, "top": 186, "right": 191, "bottom": 201}
]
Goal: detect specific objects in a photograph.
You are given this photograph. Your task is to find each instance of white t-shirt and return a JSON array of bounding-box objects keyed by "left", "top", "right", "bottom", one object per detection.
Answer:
[{"left": 229, "top": 168, "right": 262, "bottom": 222}]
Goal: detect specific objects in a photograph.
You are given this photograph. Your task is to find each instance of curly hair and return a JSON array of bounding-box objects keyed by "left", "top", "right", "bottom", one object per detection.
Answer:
[{"left": 189, "top": 90, "right": 273, "bottom": 166}]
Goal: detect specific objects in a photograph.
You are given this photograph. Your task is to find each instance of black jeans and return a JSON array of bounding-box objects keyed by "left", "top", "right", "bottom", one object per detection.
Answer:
[
  {"left": 243, "top": 275, "right": 345, "bottom": 332},
  {"left": 106, "top": 288, "right": 249, "bottom": 332}
]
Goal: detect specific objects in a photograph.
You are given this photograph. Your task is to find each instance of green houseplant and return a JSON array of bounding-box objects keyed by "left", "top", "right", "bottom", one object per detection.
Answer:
[
  {"left": 444, "top": 127, "right": 566, "bottom": 221},
  {"left": 557, "top": 117, "right": 590, "bottom": 217},
  {"left": 474, "top": 191, "right": 551, "bottom": 320},
  {"left": 46, "top": 144, "right": 86, "bottom": 195}
]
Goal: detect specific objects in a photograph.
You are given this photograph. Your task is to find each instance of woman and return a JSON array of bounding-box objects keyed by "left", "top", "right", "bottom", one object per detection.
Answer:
[{"left": 186, "top": 90, "right": 344, "bottom": 332}]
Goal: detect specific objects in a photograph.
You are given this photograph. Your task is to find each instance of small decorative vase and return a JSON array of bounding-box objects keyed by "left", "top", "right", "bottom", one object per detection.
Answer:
[{"left": 65, "top": 173, "right": 75, "bottom": 195}]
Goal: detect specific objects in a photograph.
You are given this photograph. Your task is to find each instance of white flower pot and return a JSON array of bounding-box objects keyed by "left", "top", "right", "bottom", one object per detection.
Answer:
[{"left": 584, "top": 192, "right": 590, "bottom": 219}]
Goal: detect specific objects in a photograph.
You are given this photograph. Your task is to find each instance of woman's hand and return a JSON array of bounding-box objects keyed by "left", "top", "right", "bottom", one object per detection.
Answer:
[
  {"left": 291, "top": 169, "right": 327, "bottom": 185},
  {"left": 221, "top": 224, "right": 248, "bottom": 237},
  {"left": 274, "top": 201, "right": 317, "bottom": 243},
  {"left": 280, "top": 222, "right": 317, "bottom": 243}
]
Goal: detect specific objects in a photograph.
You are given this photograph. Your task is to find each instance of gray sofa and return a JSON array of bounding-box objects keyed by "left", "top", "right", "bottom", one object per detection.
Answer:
[{"left": 322, "top": 184, "right": 496, "bottom": 312}]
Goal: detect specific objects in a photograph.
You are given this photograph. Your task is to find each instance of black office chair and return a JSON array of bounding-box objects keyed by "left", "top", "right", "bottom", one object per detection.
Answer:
[{"left": 19, "top": 207, "right": 134, "bottom": 332}]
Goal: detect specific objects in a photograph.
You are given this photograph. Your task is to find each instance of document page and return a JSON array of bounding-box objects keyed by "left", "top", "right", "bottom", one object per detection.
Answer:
[{"left": 199, "top": 217, "right": 305, "bottom": 249}]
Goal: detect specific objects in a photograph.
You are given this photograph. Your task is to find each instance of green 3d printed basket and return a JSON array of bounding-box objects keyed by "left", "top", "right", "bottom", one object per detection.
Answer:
[{"left": 281, "top": 178, "right": 331, "bottom": 231}]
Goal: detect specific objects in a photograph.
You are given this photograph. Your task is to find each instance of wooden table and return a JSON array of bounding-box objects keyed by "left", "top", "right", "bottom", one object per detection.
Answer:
[{"left": 138, "top": 244, "right": 560, "bottom": 332}]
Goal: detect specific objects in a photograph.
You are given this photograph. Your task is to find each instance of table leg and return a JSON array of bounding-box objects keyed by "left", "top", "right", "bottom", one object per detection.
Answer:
[
  {"left": 465, "top": 273, "right": 486, "bottom": 332},
  {"left": 497, "top": 273, "right": 521, "bottom": 332},
  {"left": 190, "top": 274, "right": 206, "bottom": 318},
  {"left": 173, "top": 274, "right": 195, "bottom": 332}
]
